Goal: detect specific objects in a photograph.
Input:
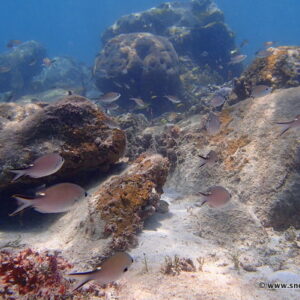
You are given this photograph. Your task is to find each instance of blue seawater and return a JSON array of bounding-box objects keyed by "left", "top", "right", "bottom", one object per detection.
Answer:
[{"left": 1, "top": 0, "right": 299, "bottom": 64}]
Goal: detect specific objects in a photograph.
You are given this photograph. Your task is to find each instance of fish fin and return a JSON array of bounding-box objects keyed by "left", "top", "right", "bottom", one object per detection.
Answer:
[
  {"left": 199, "top": 200, "right": 207, "bottom": 207},
  {"left": 68, "top": 270, "right": 99, "bottom": 291},
  {"left": 9, "top": 195, "right": 34, "bottom": 216},
  {"left": 276, "top": 124, "right": 291, "bottom": 136},
  {"left": 198, "top": 155, "right": 207, "bottom": 160},
  {"left": 199, "top": 162, "right": 206, "bottom": 168},
  {"left": 9, "top": 169, "right": 27, "bottom": 181},
  {"left": 198, "top": 192, "right": 210, "bottom": 197},
  {"left": 275, "top": 121, "right": 294, "bottom": 125}
]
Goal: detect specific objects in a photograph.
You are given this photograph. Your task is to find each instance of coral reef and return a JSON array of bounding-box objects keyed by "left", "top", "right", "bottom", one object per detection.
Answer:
[
  {"left": 0, "top": 95, "right": 126, "bottom": 218},
  {"left": 101, "top": 0, "right": 240, "bottom": 82},
  {"left": 94, "top": 32, "right": 181, "bottom": 116},
  {"left": 0, "top": 41, "right": 46, "bottom": 94},
  {"left": 30, "top": 56, "right": 89, "bottom": 94},
  {"left": 0, "top": 248, "right": 102, "bottom": 299},
  {"left": 232, "top": 46, "right": 300, "bottom": 101},
  {"left": 87, "top": 153, "right": 169, "bottom": 251}
]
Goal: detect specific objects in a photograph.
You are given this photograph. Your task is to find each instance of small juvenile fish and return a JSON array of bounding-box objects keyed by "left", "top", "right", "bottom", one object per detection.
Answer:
[
  {"left": 198, "top": 150, "right": 218, "bottom": 168},
  {"left": 69, "top": 252, "right": 133, "bottom": 291},
  {"left": 42, "top": 57, "right": 54, "bottom": 67},
  {"left": 206, "top": 112, "right": 221, "bottom": 135},
  {"left": 98, "top": 92, "right": 121, "bottom": 104},
  {"left": 130, "top": 97, "right": 146, "bottom": 107},
  {"left": 0, "top": 66, "right": 11, "bottom": 73},
  {"left": 228, "top": 54, "right": 247, "bottom": 65},
  {"left": 210, "top": 94, "right": 226, "bottom": 108},
  {"left": 251, "top": 85, "right": 272, "bottom": 98},
  {"left": 10, "top": 153, "right": 64, "bottom": 181},
  {"left": 255, "top": 49, "right": 272, "bottom": 58},
  {"left": 6, "top": 40, "right": 22, "bottom": 48},
  {"left": 239, "top": 39, "right": 249, "bottom": 48},
  {"left": 9, "top": 183, "right": 86, "bottom": 216},
  {"left": 103, "top": 118, "right": 120, "bottom": 129},
  {"left": 106, "top": 103, "right": 119, "bottom": 111},
  {"left": 164, "top": 95, "right": 182, "bottom": 104},
  {"left": 198, "top": 186, "right": 231, "bottom": 208},
  {"left": 264, "top": 41, "right": 277, "bottom": 47},
  {"left": 275, "top": 114, "right": 300, "bottom": 136}
]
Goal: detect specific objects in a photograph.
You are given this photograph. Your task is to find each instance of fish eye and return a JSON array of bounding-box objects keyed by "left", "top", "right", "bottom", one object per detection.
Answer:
[
  {"left": 85, "top": 192, "right": 88, "bottom": 197},
  {"left": 131, "top": 258, "right": 134, "bottom": 263},
  {"left": 123, "top": 267, "right": 128, "bottom": 272}
]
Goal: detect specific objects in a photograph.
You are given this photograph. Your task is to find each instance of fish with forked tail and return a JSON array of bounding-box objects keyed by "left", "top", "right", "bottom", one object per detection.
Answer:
[
  {"left": 9, "top": 183, "right": 87, "bottom": 216},
  {"left": 68, "top": 252, "right": 133, "bottom": 291},
  {"left": 198, "top": 186, "right": 231, "bottom": 208},
  {"left": 9, "top": 153, "right": 64, "bottom": 181},
  {"left": 275, "top": 114, "right": 300, "bottom": 136}
]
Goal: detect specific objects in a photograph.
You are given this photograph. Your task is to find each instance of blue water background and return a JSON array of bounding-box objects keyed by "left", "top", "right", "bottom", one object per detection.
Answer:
[{"left": 0, "top": 0, "right": 299, "bottom": 65}]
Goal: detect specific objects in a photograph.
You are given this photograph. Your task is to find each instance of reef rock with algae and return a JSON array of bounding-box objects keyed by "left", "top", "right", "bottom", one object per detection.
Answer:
[
  {"left": 87, "top": 153, "right": 169, "bottom": 251},
  {"left": 0, "top": 95, "right": 126, "bottom": 217},
  {"left": 232, "top": 46, "right": 300, "bottom": 102}
]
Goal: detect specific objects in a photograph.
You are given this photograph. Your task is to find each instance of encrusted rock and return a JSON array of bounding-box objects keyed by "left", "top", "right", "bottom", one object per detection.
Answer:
[
  {"left": 102, "top": 0, "right": 239, "bottom": 81},
  {"left": 30, "top": 56, "right": 89, "bottom": 94},
  {"left": 0, "top": 40, "right": 46, "bottom": 94},
  {"left": 232, "top": 46, "right": 300, "bottom": 102},
  {"left": 94, "top": 32, "right": 181, "bottom": 115},
  {"left": 87, "top": 153, "right": 169, "bottom": 251},
  {"left": 0, "top": 95, "right": 126, "bottom": 217}
]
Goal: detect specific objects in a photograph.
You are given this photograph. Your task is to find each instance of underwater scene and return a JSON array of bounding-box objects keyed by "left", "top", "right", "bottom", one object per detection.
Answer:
[{"left": 0, "top": 0, "right": 300, "bottom": 299}]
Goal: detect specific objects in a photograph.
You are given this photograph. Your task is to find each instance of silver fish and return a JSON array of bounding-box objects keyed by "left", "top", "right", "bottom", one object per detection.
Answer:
[
  {"left": 198, "top": 186, "right": 231, "bottom": 208},
  {"left": 98, "top": 92, "right": 121, "bottom": 104},
  {"left": 251, "top": 85, "right": 272, "bottom": 98},
  {"left": 210, "top": 94, "right": 226, "bottom": 108},
  {"left": 206, "top": 112, "right": 221, "bottom": 135},
  {"left": 228, "top": 54, "right": 247, "bottom": 65},
  {"left": 103, "top": 118, "right": 120, "bottom": 129},
  {"left": 9, "top": 183, "right": 86, "bottom": 216},
  {"left": 164, "top": 95, "right": 182, "bottom": 104},
  {"left": 275, "top": 114, "right": 300, "bottom": 136},
  {"left": 264, "top": 41, "right": 277, "bottom": 47},
  {"left": 198, "top": 150, "right": 218, "bottom": 168},
  {"left": 10, "top": 153, "right": 64, "bottom": 181},
  {"left": 130, "top": 97, "right": 146, "bottom": 108},
  {"left": 217, "top": 87, "right": 232, "bottom": 98},
  {"left": 255, "top": 49, "right": 273, "bottom": 58},
  {"left": 106, "top": 103, "right": 120, "bottom": 111},
  {"left": 69, "top": 252, "right": 133, "bottom": 291}
]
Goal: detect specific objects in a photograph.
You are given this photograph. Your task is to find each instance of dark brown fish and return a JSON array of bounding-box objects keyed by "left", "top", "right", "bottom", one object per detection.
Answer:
[
  {"left": 69, "top": 252, "right": 133, "bottom": 291},
  {"left": 98, "top": 92, "right": 121, "bottom": 104},
  {"left": 6, "top": 40, "right": 22, "bottom": 48},
  {"left": 164, "top": 95, "right": 182, "bottom": 104},
  {"left": 10, "top": 153, "right": 64, "bottom": 181},
  {"left": 9, "top": 183, "right": 86, "bottom": 216},
  {"left": 198, "top": 186, "right": 231, "bottom": 208},
  {"left": 206, "top": 112, "right": 221, "bottom": 135},
  {"left": 198, "top": 150, "right": 218, "bottom": 168},
  {"left": 275, "top": 114, "right": 300, "bottom": 136}
]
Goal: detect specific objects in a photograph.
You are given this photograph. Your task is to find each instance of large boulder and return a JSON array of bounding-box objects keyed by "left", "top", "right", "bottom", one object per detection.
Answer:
[
  {"left": 0, "top": 41, "right": 46, "bottom": 94},
  {"left": 232, "top": 46, "right": 300, "bottom": 101},
  {"left": 0, "top": 95, "right": 126, "bottom": 219},
  {"left": 101, "top": 0, "right": 239, "bottom": 80},
  {"left": 30, "top": 56, "right": 89, "bottom": 94},
  {"left": 94, "top": 32, "right": 181, "bottom": 115},
  {"left": 86, "top": 153, "right": 169, "bottom": 251}
]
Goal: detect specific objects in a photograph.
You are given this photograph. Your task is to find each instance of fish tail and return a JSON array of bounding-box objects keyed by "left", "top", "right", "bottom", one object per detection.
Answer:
[
  {"left": 9, "top": 196, "right": 33, "bottom": 216},
  {"left": 200, "top": 199, "right": 208, "bottom": 207},
  {"left": 277, "top": 124, "right": 291, "bottom": 136},
  {"left": 9, "top": 169, "right": 26, "bottom": 181},
  {"left": 68, "top": 271, "right": 95, "bottom": 291}
]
